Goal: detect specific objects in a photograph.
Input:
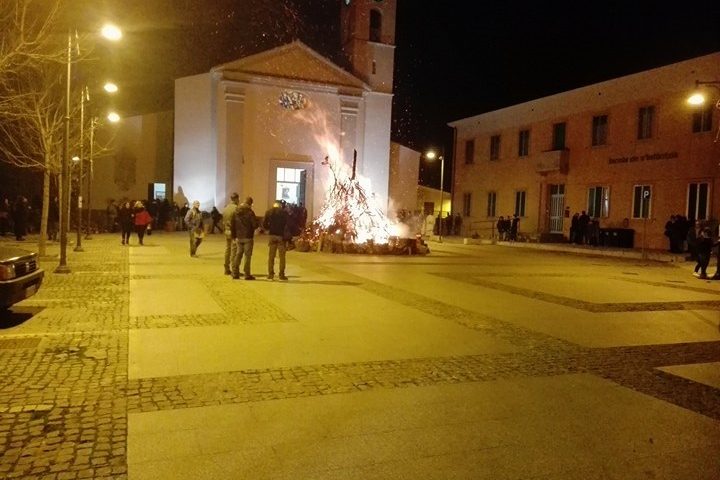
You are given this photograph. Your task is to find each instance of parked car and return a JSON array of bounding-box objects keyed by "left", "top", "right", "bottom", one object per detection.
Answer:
[{"left": 0, "top": 246, "right": 44, "bottom": 309}]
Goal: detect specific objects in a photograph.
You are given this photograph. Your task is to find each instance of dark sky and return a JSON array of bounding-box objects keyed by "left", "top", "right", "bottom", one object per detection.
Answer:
[{"left": 97, "top": 0, "right": 720, "bottom": 189}]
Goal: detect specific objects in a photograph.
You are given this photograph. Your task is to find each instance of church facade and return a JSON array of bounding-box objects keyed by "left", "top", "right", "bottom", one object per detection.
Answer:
[{"left": 173, "top": 0, "right": 398, "bottom": 218}]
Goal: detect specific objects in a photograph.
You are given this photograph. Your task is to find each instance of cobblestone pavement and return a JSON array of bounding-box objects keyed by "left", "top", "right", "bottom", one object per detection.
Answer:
[{"left": 0, "top": 233, "right": 719, "bottom": 478}]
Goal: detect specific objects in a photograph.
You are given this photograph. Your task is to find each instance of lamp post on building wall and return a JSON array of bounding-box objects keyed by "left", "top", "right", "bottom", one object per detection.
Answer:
[
  {"left": 687, "top": 79, "right": 720, "bottom": 279},
  {"left": 424, "top": 149, "right": 445, "bottom": 243}
]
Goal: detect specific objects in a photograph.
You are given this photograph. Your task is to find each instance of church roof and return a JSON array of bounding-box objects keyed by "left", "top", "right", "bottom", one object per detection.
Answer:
[{"left": 212, "top": 40, "right": 369, "bottom": 91}]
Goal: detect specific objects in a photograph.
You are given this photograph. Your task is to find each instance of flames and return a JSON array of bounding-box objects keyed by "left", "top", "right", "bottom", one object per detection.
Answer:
[{"left": 291, "top": 108, "right": 398, "bottom": 245}]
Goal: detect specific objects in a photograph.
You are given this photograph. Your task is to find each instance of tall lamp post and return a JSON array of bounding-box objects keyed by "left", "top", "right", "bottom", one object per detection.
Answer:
[
  {"left": 424, "top": 149, "right": 446, "bottom": 243},
  {"left": 687, "top": 79, "right": 720, "bottom": 280},
  {"left": 55, "top": 24, "right": 121, "bottom": 273},
  {"left": 74, "top": 87, "right": 89, "bottom": 252}
]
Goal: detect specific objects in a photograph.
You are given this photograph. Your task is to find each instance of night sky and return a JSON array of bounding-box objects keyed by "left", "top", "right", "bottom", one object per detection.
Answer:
[{"left": 96, "top": 0, "right": 720, "bottom": 189}]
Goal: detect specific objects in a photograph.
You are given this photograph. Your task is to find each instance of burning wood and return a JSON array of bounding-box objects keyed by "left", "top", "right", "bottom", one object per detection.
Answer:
[{"left": 297, "top": 151, "right": 429, "bottom": 255}]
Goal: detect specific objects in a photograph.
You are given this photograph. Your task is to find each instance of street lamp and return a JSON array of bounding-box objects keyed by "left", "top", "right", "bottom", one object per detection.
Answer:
[
  {"left": 424, "top": 149, "right": 446, "bottom": 243},
  {"left": 55, "top": 24, "right": 121, "bottom": 273}
]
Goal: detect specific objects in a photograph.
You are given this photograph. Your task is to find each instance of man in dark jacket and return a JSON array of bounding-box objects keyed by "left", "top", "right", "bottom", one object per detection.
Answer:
[
  {"left": 263, "top": 200, "right": 289, "bottom": 281},
  {"left": 230, "top": 196, "right": 259, "bottom": 280}
]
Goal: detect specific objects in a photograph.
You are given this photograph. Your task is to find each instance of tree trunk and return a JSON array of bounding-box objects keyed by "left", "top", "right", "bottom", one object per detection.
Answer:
[{"left": 38, "top": 166, "right": 50, "bottom": 257}]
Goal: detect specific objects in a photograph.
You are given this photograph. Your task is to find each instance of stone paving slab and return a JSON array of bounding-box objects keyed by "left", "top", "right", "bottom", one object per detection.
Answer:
[
  {"left": 127, "top": 374, "right": 720, "bottom": 480},
  {"left": 659, "top": 362, "right": 720, "bottom": 389}
]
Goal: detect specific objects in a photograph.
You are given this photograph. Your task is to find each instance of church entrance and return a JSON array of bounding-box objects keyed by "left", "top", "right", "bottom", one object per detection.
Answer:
[{"left": 274, "top": 167, "right": 308, "bottom": 206}]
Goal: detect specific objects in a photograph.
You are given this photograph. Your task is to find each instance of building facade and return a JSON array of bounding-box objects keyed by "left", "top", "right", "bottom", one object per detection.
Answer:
[
  {"left": 449, "top": 52, "right": 720, "bottom": 250},
  {"left": 174, "top": 0, "right": 399, "bottom": 217}
]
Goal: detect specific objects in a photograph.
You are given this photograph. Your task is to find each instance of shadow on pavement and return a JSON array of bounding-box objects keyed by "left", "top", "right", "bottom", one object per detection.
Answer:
[{"left": 0, "top": 306, "right": 45, "bottom": 329}]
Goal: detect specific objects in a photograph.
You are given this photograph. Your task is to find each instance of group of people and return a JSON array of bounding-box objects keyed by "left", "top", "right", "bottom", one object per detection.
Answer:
[
  {"left": 0, "top": 195, "right": 35, "bottom": 241},
  {"left": 213, "top": 193, "right": 302, "bottom": 281},
  {"left": 664, "top": 215, "right": 696, "bottom": 254},
  {"left": 570, "top": 211, "right": 600, "bottom": 245},
  {"left": 496, "top": 215, "right": 520, "bottom": 241},
  {"left": 116, "top": 201, "right": 154, "bottom": 245}
]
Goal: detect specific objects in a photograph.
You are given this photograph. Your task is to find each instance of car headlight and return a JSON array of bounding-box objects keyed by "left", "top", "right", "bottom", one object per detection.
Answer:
[{"left": 0, "top": 264, "right": 16, "bottom": 280}]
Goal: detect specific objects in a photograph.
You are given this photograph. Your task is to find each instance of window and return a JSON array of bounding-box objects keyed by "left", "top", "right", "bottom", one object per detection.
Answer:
[
  {"left": 518, "top": 129, "right": 530, "bottom": 157},
  {"left": 462, "top": 193, "right": 472, "bottom": 216},
  {"left": 638, "top": 106, "right": 654, "bottom": 140},
  {"left": 372, "top": 60, "right": 377, "bottom": 75},
  {"left": 591, "top": 115, "right": 608, "bottom": 146},
  {"left": 587, "top": 186, "right": 609, "bottom": 218},
  {"left": 490, "top": 135, "right": 501, "bottom": 160},
  {"left": 552, "top": 122, "right": 566, "bottom": 150},
  {"left": 464, "top": 139, "right": 475, "bottom": 164},
  {"left": 369, "top": 9, "right": 382, "bottom": 42},
  {"left": 632, "top": 185, "right": 652, "bottom": 218},
  {"left": 692, "top": 105, "right": 713, "bottom": 133},
  {"left": 687, "top": 182, "right": 709, "bottom": 220},
  {"left": 487, "top": 191, "right": 496, "bottom": 217},
  {"left": 514, "top": 190, "right": 526, "bottom": 217}
]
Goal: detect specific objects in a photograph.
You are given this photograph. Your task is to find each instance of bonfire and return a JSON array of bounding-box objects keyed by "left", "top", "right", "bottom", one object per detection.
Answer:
[{"left": 296, "top": 152, "right": 428, "bottom": 255}]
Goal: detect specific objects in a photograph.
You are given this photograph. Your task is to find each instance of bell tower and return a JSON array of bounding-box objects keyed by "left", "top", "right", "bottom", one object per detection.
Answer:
[{"left": 340, "top": 0, "right": 396, "bottom": 93}]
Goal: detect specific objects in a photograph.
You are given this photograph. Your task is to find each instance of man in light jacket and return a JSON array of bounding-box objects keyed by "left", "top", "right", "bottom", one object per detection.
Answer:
[{"left": 222, "top": 193, "right": 239, "bottom": 275}]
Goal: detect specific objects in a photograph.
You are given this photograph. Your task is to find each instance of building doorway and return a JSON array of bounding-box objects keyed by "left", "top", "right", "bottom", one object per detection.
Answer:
[
  {"left": 275, "top": 167, "right": 307, "bottom": 206},
  {"left": 549, "top": 184, "right": 565, "bottom": 233}
]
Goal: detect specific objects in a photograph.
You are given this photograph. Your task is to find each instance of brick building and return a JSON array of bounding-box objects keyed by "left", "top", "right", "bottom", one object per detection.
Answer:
[{"left": 449, "top": 52, "right": 720, "bottom": 250}]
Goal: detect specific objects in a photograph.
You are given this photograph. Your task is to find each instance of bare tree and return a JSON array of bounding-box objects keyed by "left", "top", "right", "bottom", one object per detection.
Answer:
[
  {"left": 0, "top": 0, "right": 62, "bottom": 78},
  {"left": 0, "top": 62, "right": 76, "bottom": 256}
]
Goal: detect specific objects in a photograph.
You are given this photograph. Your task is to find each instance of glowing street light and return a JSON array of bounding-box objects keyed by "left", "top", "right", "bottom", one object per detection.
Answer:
[
  {"left": 101, "top": 24, "right": 122, "bottom": 41},
  {"left": 687, "top": 92, "right": 706, "bottom": 105},
  {"left": 103, "top": 82, "right": 118, "bottom": 93},
  {"left": 424, "top": 148, "right": 446, "bottom": 243},
  {"left": 107, "top": 111, "right": 121, "bottom": 123}
]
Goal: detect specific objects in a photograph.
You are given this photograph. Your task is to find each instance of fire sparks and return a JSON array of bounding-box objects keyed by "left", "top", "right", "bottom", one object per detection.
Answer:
[{"left": 307, "top": 154, "right": 394, "bottom": 245}]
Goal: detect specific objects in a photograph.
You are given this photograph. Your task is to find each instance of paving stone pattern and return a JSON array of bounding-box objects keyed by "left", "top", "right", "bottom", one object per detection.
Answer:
[{"left": 0, "top": 234, "right": 719, "bottom": 478}]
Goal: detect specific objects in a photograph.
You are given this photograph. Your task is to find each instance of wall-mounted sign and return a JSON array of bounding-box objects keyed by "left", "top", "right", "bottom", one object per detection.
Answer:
[{"left": 608, "top": 151, "right": 678, "bottom": 165}]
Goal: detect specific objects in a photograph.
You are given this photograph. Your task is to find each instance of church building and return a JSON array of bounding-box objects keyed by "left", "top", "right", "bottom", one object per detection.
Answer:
[{"left": 173, "top": 0, "right": 398, "bottom": 217}]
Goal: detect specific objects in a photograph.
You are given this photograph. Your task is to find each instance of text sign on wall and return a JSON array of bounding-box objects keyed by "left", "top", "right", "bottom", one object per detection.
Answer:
[{"left": 608, "top": 151, "right": 678, "bottom": 165}]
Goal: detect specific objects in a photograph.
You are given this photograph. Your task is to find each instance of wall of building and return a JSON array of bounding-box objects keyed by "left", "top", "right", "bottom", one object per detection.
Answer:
[
  {"left": 173, "top": 73, "right": 215, "bottom": 210},
  {"left": 388, "top": 142, "right": 420, "bottom": 214},
  {"left": 90, "top": 110, "right": 173, "bottom": 212},
  {"left": 450, "top": 52, "right": 720, "bottom": 250}
]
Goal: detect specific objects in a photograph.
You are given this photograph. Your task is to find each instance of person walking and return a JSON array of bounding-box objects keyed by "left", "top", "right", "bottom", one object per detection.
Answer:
[
  {"left": 210, "top": 207, "right": 223, "bottom": 233},
  {"left": 118, "top": 201, "right": 133, "bottom": 245},
  {"left": 693, "top": 228, "right": 715, "bottom": 279},
  {"left": 222, "top": 193, "right": 240, "bottom": 275},
  {"left": 106, "top": 200, "right": 118, "bottom": 233},
  {"left": 263, "top": 200, "right": 289, "bottom": 281},
  {"left": 230, "top": 196, "right": 259, "bottom": 280},
  {"left": 133, "top": 201, "right": 152, "bottom": 245},
  {"left": 184, "top": 200, "right": 204, "bottom": 257}
]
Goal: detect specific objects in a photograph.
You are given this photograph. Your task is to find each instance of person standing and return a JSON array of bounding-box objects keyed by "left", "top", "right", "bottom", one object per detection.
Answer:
[
  {"left": 106, "top": 200, "right": 118, "bottom": 233},
  {"left": 230, "top": 196, "right": 259, "bottom": 280},
  {"left": 118, "top": 201, "right": 133, "bottom": 245},
  {"left": 184, "top": 200, "right": 204, "bottom": 257},
  {"left": 133, "top": 201, "right": 152, "bottom": 245},
  {"left": 453, "top": 212, "right": 463, "bottom": 236},
  {"left": 222, "top": 193, "right": 240, "bottom": 275},
  {"left": 510, "top": 214, "right": 519, "bottom": 241},
  {"left": 210, "top": 207, "right": 223, "bottom": 233},
  {"left": 12, "top": 196, "right": 29, "bottom": 241},
  {"left": 263, "top": 200, "right": 289, "bottom": 281},
  {"left": 48, "top": 196, "right": 60, "bottom": 241}
]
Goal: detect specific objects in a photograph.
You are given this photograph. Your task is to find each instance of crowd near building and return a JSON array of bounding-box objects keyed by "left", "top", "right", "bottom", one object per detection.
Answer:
[{"left": 449, "top": 52, "right": 720, "bottom": 251}]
